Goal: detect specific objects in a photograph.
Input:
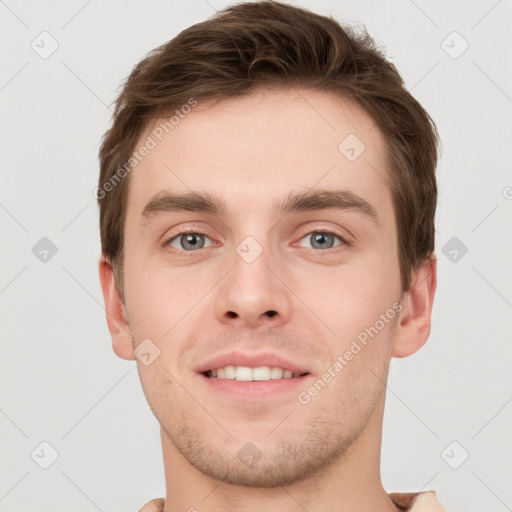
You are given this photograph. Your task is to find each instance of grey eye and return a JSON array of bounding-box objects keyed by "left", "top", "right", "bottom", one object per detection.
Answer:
[
  {"left": 300, "top": 231, "right": 343, "bottom": 250},
  {"left": 169, "top": 233, "right": 212, "bottom": 251}
]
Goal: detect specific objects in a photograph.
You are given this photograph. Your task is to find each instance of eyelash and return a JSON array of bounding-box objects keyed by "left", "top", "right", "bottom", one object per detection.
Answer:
[{"left": 163, "top": 228, "right": 350, "bottom": 254}]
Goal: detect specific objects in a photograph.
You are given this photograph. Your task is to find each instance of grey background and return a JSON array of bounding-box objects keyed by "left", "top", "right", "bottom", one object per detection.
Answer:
[{"left": 1, "top": 0, "right": 511, "bottom": 511}]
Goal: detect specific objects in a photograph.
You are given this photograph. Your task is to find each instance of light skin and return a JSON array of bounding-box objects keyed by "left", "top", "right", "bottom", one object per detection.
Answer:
[{"left": 99, "top": 88, "right": 436, "bottom": 512}]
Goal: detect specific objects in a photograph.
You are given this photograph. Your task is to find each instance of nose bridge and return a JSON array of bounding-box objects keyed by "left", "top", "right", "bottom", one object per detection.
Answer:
[{"left": 215, "top": 228, "right": 292, "bottom": 327}]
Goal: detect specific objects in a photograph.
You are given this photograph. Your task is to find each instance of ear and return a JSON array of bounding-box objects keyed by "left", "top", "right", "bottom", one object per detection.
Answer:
[
  {"left": 392, "top": 254, "right": 437, "bottom": 358},
  {"left": 98, "top": 254, "right": 135, "bottom": 360}
]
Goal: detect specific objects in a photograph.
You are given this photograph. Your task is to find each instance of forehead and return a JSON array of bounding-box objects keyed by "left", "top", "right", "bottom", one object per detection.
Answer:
[{"left": 125, "top": 88, "right": 391, "bottom": 223}]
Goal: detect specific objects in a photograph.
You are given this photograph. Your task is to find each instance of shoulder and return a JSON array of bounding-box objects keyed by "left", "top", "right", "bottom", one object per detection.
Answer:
[
  {"left": 139, "top": 492, "right": 449, "bottom": 512},
  {"left": 389, "top": 490, "right": 449, "bottom": 511},
  {"left": 138, "top": 497, "right": 165, "bottom": 512}
]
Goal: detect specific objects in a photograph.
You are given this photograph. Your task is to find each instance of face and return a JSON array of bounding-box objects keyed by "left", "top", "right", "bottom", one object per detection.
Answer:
[{"left": 116, "top": 88, "right": 407, "bottom": 486}]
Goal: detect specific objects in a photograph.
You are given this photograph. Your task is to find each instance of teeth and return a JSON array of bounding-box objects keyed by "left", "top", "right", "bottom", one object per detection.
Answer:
[
  {"left": 236, "top": 366, "right": 253, "bottom": 381},
  {"left": 207, "top": 365, "right": 304, "bottom": 381},
  {"left": 225, "top": 365, "right": 236, "bottom": 379},
  {"left": 270, "top": 367, "right": 283, "bottom": 379}
]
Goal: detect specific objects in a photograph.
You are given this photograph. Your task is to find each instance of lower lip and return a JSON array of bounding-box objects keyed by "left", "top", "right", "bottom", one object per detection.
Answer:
[{"left": 198, "top": 373, "right": 311, "bottom": 400}]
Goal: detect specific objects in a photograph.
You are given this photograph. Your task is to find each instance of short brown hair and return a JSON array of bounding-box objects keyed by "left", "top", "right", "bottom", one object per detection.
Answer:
[{"left": 98, "top": 0, "right": 439, "bottom": 299}]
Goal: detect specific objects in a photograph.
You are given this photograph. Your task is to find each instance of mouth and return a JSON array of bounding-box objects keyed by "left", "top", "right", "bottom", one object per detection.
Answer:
[
  {"left": 202, "top": 365, "right": 310, "bottom": 381},
  {"left": 196, "top": 351, "right": 312, "bottom": 399}
]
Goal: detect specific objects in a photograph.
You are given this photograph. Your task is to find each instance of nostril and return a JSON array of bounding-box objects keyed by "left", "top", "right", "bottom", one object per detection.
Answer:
[
  {"left": 227, "top": 311, "right": 238, "bottom": 318},
  {"left": 266, "top": 310, "right": 277, "bottom": 317}
]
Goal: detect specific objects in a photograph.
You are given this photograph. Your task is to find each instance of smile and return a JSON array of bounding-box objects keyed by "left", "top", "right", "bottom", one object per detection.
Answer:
[{"left": 203, "top": 365, "right": 309, "bottom": 381}]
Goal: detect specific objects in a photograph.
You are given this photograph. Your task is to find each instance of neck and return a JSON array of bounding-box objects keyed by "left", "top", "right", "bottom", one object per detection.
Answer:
[{"left": 160, "top": 398, "right": 398, "bottom": 512}]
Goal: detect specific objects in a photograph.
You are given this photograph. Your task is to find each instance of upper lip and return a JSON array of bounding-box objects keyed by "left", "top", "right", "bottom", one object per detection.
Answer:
[{"left": 195, "top": 351, "right": 311, "bottom": 375}]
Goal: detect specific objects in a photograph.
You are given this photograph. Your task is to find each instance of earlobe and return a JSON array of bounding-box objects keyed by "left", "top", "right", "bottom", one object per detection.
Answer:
[
  {"left": 98, "top": 254, "right": 135, "bottom": 361},
  {"left": 392, "top": 255, "right": 437, "bottom": 358}
]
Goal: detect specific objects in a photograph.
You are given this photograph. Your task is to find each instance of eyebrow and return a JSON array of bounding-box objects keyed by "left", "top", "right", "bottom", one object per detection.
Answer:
[{"left": 141, "top": 188, "right": 379, "bottom": 225}]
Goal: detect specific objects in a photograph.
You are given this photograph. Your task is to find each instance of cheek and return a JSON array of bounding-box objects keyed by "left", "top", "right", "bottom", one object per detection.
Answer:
[
  {"left": 123, "top": 245, "right": 177, "bottom": 327},
  {"left": 136, "top": 358, "right": 179, "bottom": 428},
  {"left": 301, "top": 257, "right": 400, "bottom": 328},
  {"left": 123, "top": 256, "right": 215, "bottom": 369},
  {"left": 296, "top": 259, "right": 400, "bottom": 392}
]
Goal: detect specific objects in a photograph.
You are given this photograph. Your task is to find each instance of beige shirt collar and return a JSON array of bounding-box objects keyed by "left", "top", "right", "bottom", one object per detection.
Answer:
[{"left": 138, "top": 490, "right": 448, "bottom": 511}]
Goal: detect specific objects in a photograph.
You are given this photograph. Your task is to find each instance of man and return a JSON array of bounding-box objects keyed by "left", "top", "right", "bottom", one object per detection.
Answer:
[{"left": 97, "top": 1, "right": 445, "bottom": 510}]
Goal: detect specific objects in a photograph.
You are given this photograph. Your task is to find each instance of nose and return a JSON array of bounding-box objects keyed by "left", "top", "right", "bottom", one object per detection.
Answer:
[{"left": 215, "top": 239, "right": 292, "bottom": 329}]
